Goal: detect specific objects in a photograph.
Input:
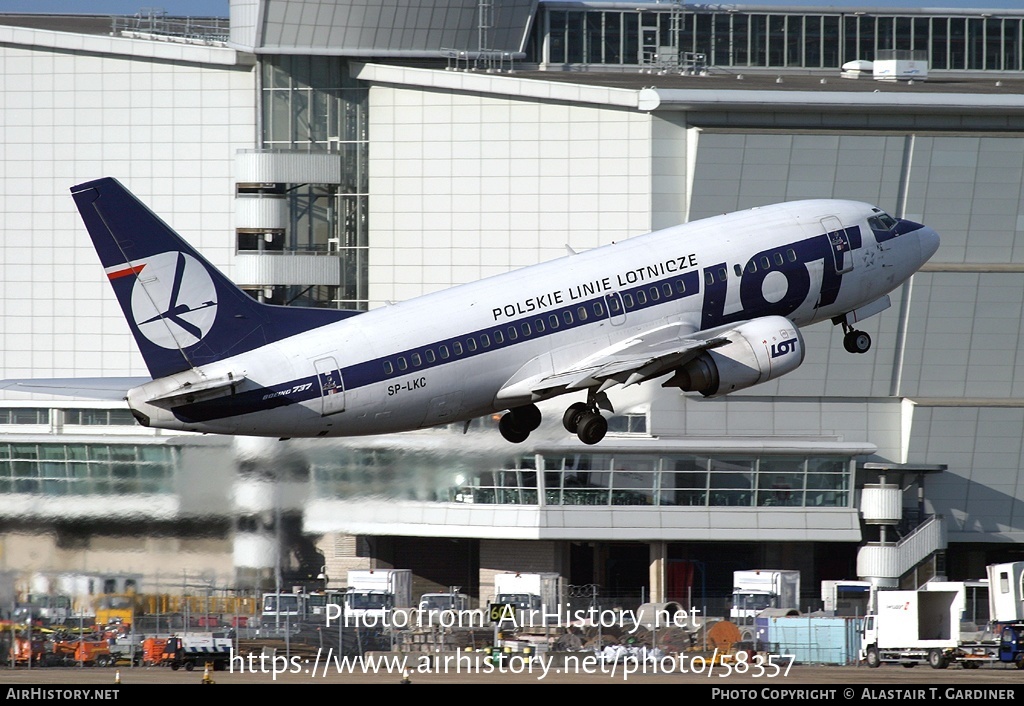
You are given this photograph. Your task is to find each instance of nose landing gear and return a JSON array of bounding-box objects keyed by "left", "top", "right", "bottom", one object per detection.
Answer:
[{"left": 842, "top": 324, "right": 871, "bottom": 354}]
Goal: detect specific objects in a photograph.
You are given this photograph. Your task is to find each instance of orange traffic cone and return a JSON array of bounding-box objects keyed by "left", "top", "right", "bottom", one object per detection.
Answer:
[
  {"left": 202, "top": 662, "right": 214, "bottom": 684},
  {"left": 114, "top": 670, "right": 121, "bottom": 684}
]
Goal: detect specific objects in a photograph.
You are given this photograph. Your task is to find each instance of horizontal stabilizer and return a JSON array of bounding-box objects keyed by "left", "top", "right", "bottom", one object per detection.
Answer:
[
  {"left": 0, "top": 377, "right": 149, "bottom": 401},
  {"left": 147, "top": 372, "right": 247, "bottom": 407}
]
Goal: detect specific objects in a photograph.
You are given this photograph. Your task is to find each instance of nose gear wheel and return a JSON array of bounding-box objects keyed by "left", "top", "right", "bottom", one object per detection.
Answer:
[{"left": 842, "top": 324, "right": 871, "bottom": 354}]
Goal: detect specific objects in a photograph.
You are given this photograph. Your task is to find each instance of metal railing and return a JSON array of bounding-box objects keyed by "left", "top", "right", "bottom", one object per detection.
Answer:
[{"left": 112, "top": 11, "right": 229, "bottom": 44}]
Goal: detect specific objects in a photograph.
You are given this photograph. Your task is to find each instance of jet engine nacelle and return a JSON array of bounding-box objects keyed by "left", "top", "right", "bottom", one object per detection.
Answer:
[{"left": 665, "top": 315, "right": 805, "bottom": 397}]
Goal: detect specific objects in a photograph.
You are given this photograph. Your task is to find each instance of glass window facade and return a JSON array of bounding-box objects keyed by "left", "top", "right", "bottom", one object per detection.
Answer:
[
  {"left": 530, "top": 4, "right": 1024, "bottom": 72},
  {"left": 0, "top": 443, "right": 175, "bottom": 495},
  {"left": 64, "top": 409, "right": 138, "bottom": 426},
  {"left": 0, "top": 408, "right": 49, "bottom": 425},
  {"left": 312, "top": 446, "right": 852, "bottom": 508},
  {"left": 257, "top": 56, "right": 370, "bottom": 310}
]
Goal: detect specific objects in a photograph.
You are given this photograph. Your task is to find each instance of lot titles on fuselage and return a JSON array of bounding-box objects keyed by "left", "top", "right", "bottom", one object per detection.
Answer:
[
  {"left": 489, "top": 223, "right": 862, "bottom": 331},
  {"left": 491, "top": 253, "right": 700, "bottom": 322}
]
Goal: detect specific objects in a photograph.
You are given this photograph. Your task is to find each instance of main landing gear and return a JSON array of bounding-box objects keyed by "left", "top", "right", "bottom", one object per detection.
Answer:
[
  {"left": 842, "top": 323, "right": 871, "bottom": 354},
  {"left": 498, "top": 397, "right": 611, "bottom": 446},
  {"left": 562, "top": 401, "right": 608, "bottom": 446},
  {"left": 498, "top": 403, "right": 542, "bottom": 443}
]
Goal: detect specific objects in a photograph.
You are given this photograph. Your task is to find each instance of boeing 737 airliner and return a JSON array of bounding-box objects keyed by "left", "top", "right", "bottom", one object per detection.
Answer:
[{"left": 1, "top": 178, "right": 940, "bottom": 445}]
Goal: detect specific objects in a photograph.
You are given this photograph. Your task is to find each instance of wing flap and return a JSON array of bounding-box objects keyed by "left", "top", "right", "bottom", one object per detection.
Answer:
[
  {"left": 539, "top": 336, "right": 727, "bottom": 393},
  {"left": 497, "top": 320, "right": 731, "bottom": 403}
]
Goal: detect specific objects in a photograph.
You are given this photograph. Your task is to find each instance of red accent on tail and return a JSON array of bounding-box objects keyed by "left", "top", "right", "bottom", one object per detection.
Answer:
[{"left": 108, "top": 264, "right": 146, "bottom": 280}]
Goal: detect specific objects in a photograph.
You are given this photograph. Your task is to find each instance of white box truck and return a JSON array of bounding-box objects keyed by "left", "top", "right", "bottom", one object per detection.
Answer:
[
  {"left": 417, "top": 589, "right": 471, "bottom": 625},
  {"left": 730, "top": 569, "right": 801, "bottom": 624},
  {"left": 492, "top": 572, "right": 563, "bottom": 628},
  {"left": 259, "top": 591, "right": 306, "bottom": 629},
  {"left": 345, "top": 569, "right": 413, "bottom": 626},
  {"left": 861, "top": 588, "right": 963, "bottom": 669}
]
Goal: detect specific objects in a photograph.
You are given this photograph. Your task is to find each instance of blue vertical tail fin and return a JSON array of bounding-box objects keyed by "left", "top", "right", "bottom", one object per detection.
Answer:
[{"left": 71, "top": 177, "right": 358, "bottom": 379}]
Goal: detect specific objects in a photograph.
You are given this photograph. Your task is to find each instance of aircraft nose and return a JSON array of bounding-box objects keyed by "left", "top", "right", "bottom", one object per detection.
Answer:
[{"left": 918, "top": 225, "right": 940, "bottom": 263}]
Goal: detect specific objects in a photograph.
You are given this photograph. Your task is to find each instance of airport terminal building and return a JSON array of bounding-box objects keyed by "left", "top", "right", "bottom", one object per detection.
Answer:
[{"left": 1, "top": 0, "right": 1024, "bottom": 613}]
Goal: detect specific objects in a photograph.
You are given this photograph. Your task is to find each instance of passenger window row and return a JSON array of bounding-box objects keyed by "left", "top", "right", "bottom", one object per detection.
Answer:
[
  {"left": 742, "top": 248, "right": 798, "bottom": 277},
  {"left": 382, "top": 275, "right": 694, "bottom": 376},
  {"left": 620, "top": 277, "right": 689, "bottom": 310},
  {"left": 383, "top": 301, "right": 600, "bottom": 375},
  {"left": 709, "top": 249, "right": 800, "bottom": 285}
]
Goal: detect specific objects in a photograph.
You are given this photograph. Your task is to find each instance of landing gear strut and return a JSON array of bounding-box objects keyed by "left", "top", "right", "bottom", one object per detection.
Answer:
[
  {"left": 561, "top": 398, "right": 609, "bottom": 446},
  {"left": 498, "top": 403, "right": 542, "bottom": 443},
  {"left": 842, "top": 323, "right": 871, "bottom": 354}
]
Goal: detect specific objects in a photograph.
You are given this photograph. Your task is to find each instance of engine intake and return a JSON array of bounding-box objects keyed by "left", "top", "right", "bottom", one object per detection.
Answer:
[{"left": 664, "top": 316, "right": 805, "bottom": 397}]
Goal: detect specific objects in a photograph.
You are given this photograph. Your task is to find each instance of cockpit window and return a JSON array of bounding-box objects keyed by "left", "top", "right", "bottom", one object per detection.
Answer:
[
  {"left": 869, "top": 214, "right": 898, "bottom": 230},
  {"left": 869, "top": 209, "right": 900, "bottom": 242}
]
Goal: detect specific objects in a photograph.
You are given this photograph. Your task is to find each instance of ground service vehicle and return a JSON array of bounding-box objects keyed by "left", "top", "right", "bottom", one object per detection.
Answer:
[
  {"left": 860, "top": 587, "right": 980, "bottom": 669},
  {"left": 988, "top": 562, "right": 1024, "bottom": 623},
  {"left": 9, "top": 635, "right": 47, "bottom": 666},
  {"left": 345, "top": 569, "right": 413, "bottom": 625},
  {"left": 418, "top": 590, "right": 470, "bottom": 623},
  {"left": 12, "top": 593, "right": 72, "bottom": 626},
  {"left": 307, "top": 590, "right": 345, "bottom": 620},
  {"left": 260, "top": 589, "right": 347, "bottom": 626},
  {"left": 161, "top": 634, "right": 232, "bottom": 671},
  {"left": 260, "top": 591, "right": 306, "bottom": 628},
  {"left": 986, "top": 562, "right": 1024, "bottom": 666},
  {"left": 998, "top": 623, "right": 1024, "bottom": 668},
  {"left": 93, "top": 593, "right": 142, "bottom": 626},
  {"left": 492, "top": 572, "right": 563, "bottom": 627},
  {"left": 821, "top": 579, "right": 871, "bottom": 617},
  {"left": 142, "top": 637, "right": 169, "bottom": 666},
  {"left": 731, "top": 569, "right": 801, "bottom": 624}
]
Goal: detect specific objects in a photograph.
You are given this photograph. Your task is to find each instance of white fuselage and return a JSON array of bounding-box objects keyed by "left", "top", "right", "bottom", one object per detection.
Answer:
[{"left": 126, "top": 199, "right": 935, "bottom": 437}]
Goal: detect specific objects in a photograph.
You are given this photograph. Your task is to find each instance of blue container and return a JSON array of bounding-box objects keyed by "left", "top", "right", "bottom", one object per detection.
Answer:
[{"left": 753, "top": 615, "right": 862, "bottom": 665}]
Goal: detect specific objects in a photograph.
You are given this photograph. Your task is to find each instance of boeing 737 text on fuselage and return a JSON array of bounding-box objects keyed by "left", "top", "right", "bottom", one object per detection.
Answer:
[{"left": 0, "top": 178, "right": 939, "bottom": 446}]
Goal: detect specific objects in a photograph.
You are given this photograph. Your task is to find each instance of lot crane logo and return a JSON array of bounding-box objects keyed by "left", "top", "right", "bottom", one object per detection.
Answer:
[{"left": 107, "top": 251, "right": 218, "bottom": 349}]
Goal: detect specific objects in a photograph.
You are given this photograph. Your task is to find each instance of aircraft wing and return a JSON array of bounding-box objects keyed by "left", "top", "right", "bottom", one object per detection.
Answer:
[
  {"left": 499, "top": 321, "right": 730, "bottom": 402},
  {"left": 0, "top": 377, "right": 150, "bottom": 401}
]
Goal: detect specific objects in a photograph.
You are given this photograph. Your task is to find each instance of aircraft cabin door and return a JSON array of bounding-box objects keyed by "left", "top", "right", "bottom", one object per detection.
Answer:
[
  {"left": 313, "top": 356, "right": 345, "bottom": 416},
  {"left": 822, "top": 216, "right": 854, "bottom": 275},
  {"left": 605, "top": 292, "right": 626, "bottom": 326}
]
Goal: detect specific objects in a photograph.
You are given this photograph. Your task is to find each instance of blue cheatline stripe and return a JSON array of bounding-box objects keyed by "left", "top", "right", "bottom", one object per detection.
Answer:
[{"left": 170, "top": 269, "right": 702, "bottom": 423}]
